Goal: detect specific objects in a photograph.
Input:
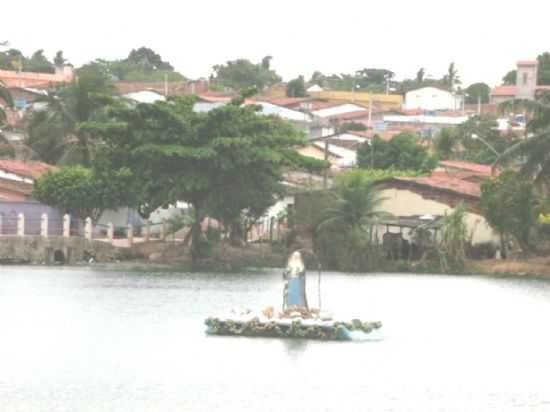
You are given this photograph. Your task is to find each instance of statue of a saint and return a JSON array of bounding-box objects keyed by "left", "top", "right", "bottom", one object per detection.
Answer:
[{"left": 283, "top": 251, "right": 308, "bottom": 311}]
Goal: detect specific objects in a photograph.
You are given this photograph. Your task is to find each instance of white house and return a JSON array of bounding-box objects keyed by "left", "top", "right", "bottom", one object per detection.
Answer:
[
  {"left": 405, "top": 87, "right": 463, "bottom": 111},
  {"left": 312, "top": 140, "right": 358, "bottom": 168}
]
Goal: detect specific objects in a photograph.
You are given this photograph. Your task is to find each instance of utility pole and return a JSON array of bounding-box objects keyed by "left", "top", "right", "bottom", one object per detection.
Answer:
[
  {"left": 323, "top": 139, "right": 329, "bottom": 189},
  {"left": 477, "top": 94, "right": 481, "bottom": 116},
  {"left": 368, "top": 93, "right": 373, "bottom": 128},
  {"left": 164, "top": 73, "right": 168, "bottom": 97}
]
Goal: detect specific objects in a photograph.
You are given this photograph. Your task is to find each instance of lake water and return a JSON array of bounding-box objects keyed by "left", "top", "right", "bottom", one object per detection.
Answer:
[{"left": 1, "top": 266, "right": 550, "bottom": 412}]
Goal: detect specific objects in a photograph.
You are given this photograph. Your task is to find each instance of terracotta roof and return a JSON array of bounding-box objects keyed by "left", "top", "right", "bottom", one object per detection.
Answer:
[
  {"left": 327, "top": 110, "right": 372, "bottom": 121},
  {"left": 518, "top": 60, "right": 537, "bottom": 66},
  {"left": 0, "top": 177, "right": 33, "bottom": 201},
  {"left": 438, "top": 160, "right": 493, "bottom": 176},
  {"left": 308, "top": 101, "right": 343, "bottom": 111},
  {"left": 392, "top": 175, "right": 481, "bottom": 198},
  {"left": 491, "top": 86, "right": 517, "bottom": 96},
  {"left": 258, "top": 97, "right": 312, "bottom": 107},
  {"left": 0, "top": 160, "right": 57, "bottom": 180},
  {"left": 196, "top": 92, "right": 235, "bottom": 103}
]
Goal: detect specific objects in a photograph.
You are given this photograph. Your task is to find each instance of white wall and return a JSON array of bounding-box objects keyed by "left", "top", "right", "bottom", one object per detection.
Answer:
[
  {"left": 0, "top": 170, "right": 33, "bottom": 184},
  {"left": 376, "top": 188, "right": 498, "bottom": 245},
  {"left": 313, "top": 141, "right": 357, "bottom": 167},
  {"left": 405, "top": 87, "right": 462, "bottom": 111},
  {"left": 312, "top": 103, "right": 365, "bottom": 118}
]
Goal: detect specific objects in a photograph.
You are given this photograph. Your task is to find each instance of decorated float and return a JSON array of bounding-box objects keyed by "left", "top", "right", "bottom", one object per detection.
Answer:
[{"left": 205, "top": 251, "right": 382, "bottom": 341}]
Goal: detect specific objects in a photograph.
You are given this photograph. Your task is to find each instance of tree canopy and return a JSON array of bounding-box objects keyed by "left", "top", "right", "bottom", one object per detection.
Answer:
[
  {"left": 357, "top": 133, "right": 437, "bottom": 172},
  {"left": 440, "top": 115, "right": 519, "bottom": 165},
  {"left": 286, "top": 76, "right": 307, "bottom": 97},
  {"left": 480, "top": 171, "right": 538, "bottom": 253},
  {"left": 26, "top": 63, "right": 117, "bottom": 166},
  {"left": 496, "top": 92, "right": 550, "bottom": 188},
  {"left": 0, "top": 48, "right": 60, "bottom": 73},
  {"left": 464, "top": 83, "right": 490, "bottom": 104},
  {"left": 33, "top": 166, "right": 133, "bottom": 222},
  {"left": 502, "top": 70, "right": 517, "bottom": 86},
  {"left": 88, "top": 47, "right": 185, "bottom": 82},
  {"left": 308, "top": 68, "right": 394, "bottom": 93},
  {"left": 210, "top": 56, "right": 282, "bottom": 91},
  {"left": 81, "top": 96, "right": 325, "bottom": 258}
]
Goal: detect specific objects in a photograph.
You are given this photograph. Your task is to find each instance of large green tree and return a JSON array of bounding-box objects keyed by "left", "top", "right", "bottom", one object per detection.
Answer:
[
  {"left": 502, "top": 70, "right": 517, "bottom": 86},
  {"left": 464, "top": 83, "right": 490, "bottom": 104},
  {"left": 33, "top": 166, "right": 133, "bottom": 223},
  {"left": 26, "top": 63, "right": 117, "bottom": 166},
  {"left": 53, "top": 50, "right": 67, "bottom": 67},
  {"left": 0, "top": 48, "right": 57, "bottom": 73},
  {"left": 88, "top": 48, "right": 184, "bottom": 82},
  {"left": 210, "top": 56, "right": 281, "bottom": 92},
  {"left": 286, "top": 75, "right": 307, "bottom": 97},
  {"left": 27, "top": 49, "right": 55, "bottom": 73},
  {"left": 357, "top": 133, "right": 437, "bottom": 172},
  {"left": 433, "top": 128, "right": 456, "bottom": 160},
  {"left": 84, "top": 96, "right": 323, "bottom": 259}
]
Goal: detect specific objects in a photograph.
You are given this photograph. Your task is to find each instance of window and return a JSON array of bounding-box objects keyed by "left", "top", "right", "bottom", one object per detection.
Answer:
[{"left": 523, "top": 72, "right": 528, "bottom": 85}]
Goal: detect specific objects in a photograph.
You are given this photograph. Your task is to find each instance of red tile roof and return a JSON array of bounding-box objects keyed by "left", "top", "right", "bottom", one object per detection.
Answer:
[
  {"left": 393, "top": 175, "right": 481, "bottom": 198},
  {"left": 517, "top": 60, "right": 537, "bottom": 66},
  {"left": 196, "top": 92, "right": 235, "bottom": 103},
  {"left": 491, "top": 86, "right": 517, "bottom": 96},
  {"left": 259, "top": 97, "right": 312, "bottom": 107},
  {"left": 438, "top": 160, "right": 493, "bottom": 176},
  {"left": 0, "top": 160, "right": 57, "bottom": 180},
  {"left": 327, "top": 110, "right": 372, "bottom": 121},
  {"left": 0, "top": 177, "right": 33, "bottom": 201},
  {"left": 309, "top": 101, "right": 344, "bottom": 111}
]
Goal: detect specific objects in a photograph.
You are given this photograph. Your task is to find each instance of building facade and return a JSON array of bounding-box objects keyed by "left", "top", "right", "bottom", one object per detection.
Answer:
[
  {"left": 491, "top": 60, "right": 550, "bottom": 104},
  {"left": 405, "top": 87, "right": 463, "bottom": 111}
]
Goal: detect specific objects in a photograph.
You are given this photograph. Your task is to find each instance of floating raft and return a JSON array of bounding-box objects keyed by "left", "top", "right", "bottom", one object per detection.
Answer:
[{"left": 205, "top": 316, "right": 382, "bottom": 341}]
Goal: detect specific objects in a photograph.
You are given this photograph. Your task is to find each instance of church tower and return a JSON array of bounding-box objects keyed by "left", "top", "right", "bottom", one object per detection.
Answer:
[{"left": 516, "top": 60, "right": 538, "bottom": 100}]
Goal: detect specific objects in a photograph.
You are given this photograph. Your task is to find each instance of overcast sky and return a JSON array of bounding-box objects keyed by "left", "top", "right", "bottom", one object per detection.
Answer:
[{"left": 2, "top": 0, "right": 548, "bottom": 87}]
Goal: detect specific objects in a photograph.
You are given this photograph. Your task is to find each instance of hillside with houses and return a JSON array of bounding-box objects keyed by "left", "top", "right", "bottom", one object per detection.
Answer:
[{"left": 1, "top": 45, "right": 550, "bottom": 272}]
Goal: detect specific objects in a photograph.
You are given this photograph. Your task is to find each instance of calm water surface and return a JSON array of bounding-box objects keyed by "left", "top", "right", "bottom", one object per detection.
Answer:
[{"left": 1, "top": 266, "right": 550, "bottom": 411}]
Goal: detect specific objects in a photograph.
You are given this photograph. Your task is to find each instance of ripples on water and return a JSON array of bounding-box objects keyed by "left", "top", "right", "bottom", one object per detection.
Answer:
[{"left": 1, "top": 266, "right": 550, "bottom": 411}]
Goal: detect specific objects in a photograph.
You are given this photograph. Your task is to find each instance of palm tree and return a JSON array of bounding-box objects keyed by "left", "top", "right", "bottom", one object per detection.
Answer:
[
  {"left": 495, "top": 92, "right": 550, "bottom": 190},
  {"left": 443, "top": 62, "right": 461, "bottom": 90},
  {"left": 416, "top": 68, "right": 425, "bottom": 84},
  {"left": 26, "top": 64, "right": 116, "bottom": 166},
  {"left": 316, "top": 176, "right": 389, "bottom": 234}
]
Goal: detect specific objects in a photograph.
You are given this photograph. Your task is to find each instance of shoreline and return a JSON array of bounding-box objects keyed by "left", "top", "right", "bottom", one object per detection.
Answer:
[{"left": 3, "top": 258, "right": 550, "bottom": 281}]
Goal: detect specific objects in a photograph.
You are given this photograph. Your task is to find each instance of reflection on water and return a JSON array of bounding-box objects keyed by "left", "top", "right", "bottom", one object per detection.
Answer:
[
  {"left": 281, "top": 338, "right": 311, "bottom": 360},
  {"left": 1, "top": 266, "right": 550, "bottom": 411}
]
